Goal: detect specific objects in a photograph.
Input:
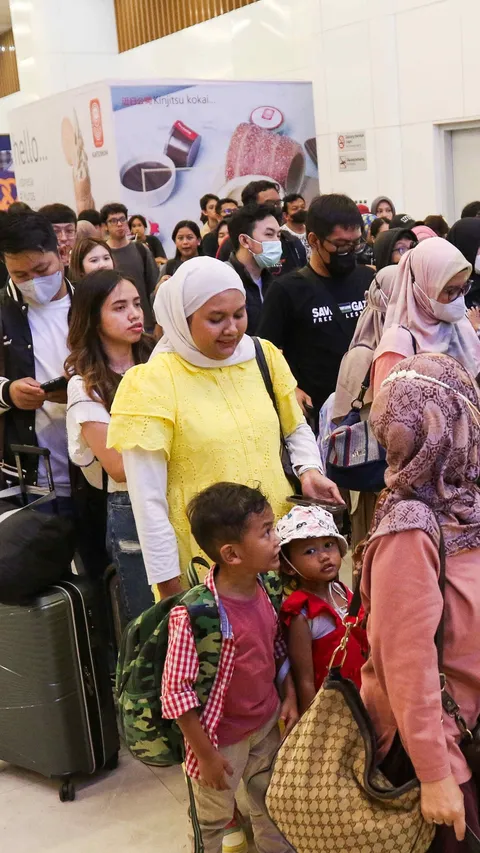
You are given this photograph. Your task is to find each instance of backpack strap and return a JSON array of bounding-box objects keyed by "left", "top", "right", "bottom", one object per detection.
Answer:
[
  {"left": 134, "top": 240, "right": 149, "bottom": 281},
  {"left": 259, "top": 571, "right": 284, "bottom": 613},
  {"left": 186, "top": 556, "right": 211, "bottom": 589},
  {"left": 183, "top": 585, "right": 223, "bottom": 708},
  {"left": 399, "top": 325, "right": 418, "bottom": 355}
]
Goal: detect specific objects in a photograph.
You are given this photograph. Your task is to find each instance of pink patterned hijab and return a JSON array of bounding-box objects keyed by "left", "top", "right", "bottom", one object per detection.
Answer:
[{"left": 368, "top": 353, "right": 480, "bottom": 555}]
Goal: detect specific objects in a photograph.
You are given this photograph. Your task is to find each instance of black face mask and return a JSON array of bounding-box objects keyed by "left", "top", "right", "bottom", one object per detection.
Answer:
[
  {"left": 324, "top": 250, "right": 357, "bottom": 277},
  {"left": 291, "top": 210, "right": 307, "bottom": 225}
]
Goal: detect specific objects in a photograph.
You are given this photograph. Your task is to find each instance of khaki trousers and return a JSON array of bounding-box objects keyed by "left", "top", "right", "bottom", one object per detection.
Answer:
[{"left": 189, "top": 711, "right": 293, "bottom": 853}]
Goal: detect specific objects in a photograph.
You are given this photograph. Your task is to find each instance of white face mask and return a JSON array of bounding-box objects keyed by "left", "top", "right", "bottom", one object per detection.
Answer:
[
  {"left": 475, "top": 251, "right": 480, "bottom": 276},
  {"left": 429, "top": 295, "right": 466, "bottom": 323},
  {"left": 16, "top": 270, "right": 63, "bottom": 305}
]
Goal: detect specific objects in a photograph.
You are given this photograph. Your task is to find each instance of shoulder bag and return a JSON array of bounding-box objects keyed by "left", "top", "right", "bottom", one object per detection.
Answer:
[
  {"left": 326, "top": 363, "right": 387, "bottom": 492},
  {"left": 265, "top": 508, "right": 459, "bottom": 853},
  {"left": 326, "top": 329, "right": 418, "bottom": 492},
  {"left": 253, "top": 336, "right": 301, "bottom": 493}
]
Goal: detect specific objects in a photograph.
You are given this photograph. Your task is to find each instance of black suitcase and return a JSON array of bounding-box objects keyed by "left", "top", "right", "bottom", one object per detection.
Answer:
[{"left": 0, "top": 446, "right": 120, "bottom": 801}]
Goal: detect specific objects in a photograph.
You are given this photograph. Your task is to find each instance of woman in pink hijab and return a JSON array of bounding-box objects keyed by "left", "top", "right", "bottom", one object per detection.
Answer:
[
  {"left": 372, "top": 237, "right": 480, "bottom": 394},
  {"left": 412, "top": 224, "right": 438, "bottom": 242}
]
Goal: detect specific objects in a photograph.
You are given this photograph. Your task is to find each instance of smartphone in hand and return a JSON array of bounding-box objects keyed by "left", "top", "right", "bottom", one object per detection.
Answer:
[{"left": 40, "top": 376, "right": 68, "bottom": 393}]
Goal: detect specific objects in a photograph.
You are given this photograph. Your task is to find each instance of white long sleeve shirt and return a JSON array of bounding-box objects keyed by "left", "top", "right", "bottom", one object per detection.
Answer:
[{"left": 123, "top": 422, "right": 323, "bottom": 585}]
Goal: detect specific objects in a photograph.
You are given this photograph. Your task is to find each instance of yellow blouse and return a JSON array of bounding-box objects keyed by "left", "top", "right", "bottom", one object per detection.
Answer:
[{"left": 108, "top": 338, "right": 303, "bottom": 575}]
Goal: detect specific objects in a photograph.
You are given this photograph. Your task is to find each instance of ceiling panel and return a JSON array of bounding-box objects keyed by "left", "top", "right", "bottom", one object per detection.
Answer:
[{"left": 0, "top": 0, "right": 11, "bottom": 35}]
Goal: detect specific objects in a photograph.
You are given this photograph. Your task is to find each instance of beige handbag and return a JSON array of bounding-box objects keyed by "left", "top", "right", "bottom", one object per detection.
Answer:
[{"left": 266, "top": 588, "right": 435, "bottom": 853}]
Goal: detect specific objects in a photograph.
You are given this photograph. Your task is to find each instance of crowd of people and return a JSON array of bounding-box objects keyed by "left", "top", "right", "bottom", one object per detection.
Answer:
[{"left": 1, "top": 184, "right": 480, "bottom": 853}]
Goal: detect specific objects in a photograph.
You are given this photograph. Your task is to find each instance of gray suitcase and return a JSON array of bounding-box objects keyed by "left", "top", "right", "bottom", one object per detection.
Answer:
[{"left": 0, "top": 575, "right": 120, "bottom": 800}]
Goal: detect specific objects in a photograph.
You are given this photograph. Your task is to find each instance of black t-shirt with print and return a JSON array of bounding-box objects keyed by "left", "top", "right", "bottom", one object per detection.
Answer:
[{"left": 257, "top": 263, "right": 374, "bottom": 411}]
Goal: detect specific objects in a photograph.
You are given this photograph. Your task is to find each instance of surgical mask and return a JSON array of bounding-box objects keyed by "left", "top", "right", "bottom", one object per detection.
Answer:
[
  {"left": 246, "top": 238, "right": 282, "bottom": 269},
  {"left": 16, "top": 270, "right": 63, "bottom": 305},
  {"left": 475, "top": 251, "right": 480, "bottom": 275},
  {"left": 291, "top": 210, "right": 307, "bottom": 225},
  {"left": 429, "top": 295, "right": 466, "bottom": 323}
]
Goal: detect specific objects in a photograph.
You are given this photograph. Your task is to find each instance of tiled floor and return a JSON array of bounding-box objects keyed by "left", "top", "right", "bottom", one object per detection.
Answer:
[{"left": 0, "top": 745, "right": 256, "bottom": 852}]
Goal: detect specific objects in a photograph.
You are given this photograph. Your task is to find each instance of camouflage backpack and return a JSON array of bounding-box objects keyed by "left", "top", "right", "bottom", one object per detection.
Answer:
[{"left": 116, "top": 560, "right": 283, "bottom": 767}]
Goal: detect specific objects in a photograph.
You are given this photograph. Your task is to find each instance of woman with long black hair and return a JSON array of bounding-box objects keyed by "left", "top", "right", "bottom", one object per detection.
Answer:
[{"left": 65, "top": 269, "right": 154, "bottom": 619}]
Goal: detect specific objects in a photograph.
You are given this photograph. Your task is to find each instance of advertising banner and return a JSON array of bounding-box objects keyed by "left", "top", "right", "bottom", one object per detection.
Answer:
[
  {"left": 8, "top": 83, "right": 118, "bottom": 213},
  {"left": 0, "top": 134, "right": 17, "bottom": 211},
  {"left": 9, "top": 79, "right": 317, "bottom": 254},
  {"left": 111, "top": 80, "right": 318, "bottom": 254}
]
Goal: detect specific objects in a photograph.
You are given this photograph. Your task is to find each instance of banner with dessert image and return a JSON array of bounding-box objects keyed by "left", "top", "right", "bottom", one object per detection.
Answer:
[
  {"left": 8, "top": 79, "right": 317, "bottom": 255},
  {"left": 111, "top": 80, "right": 318, "bottom": 254}
]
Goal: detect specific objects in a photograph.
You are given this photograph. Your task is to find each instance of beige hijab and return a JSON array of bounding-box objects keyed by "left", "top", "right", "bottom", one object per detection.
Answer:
[
  {"left": 333, "top": 267, "right": 397, "bottom": 421},
  {"left": 374, "top": 237, "right": 480, "bottom": 376},
  {"left": 152, "top": 256, "right": 255, "bottom": 367}
]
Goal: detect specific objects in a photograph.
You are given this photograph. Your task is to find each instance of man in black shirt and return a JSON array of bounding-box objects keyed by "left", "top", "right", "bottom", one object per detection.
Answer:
[{"left": 257, "top": 194, "right": 374, "bottom": 422}]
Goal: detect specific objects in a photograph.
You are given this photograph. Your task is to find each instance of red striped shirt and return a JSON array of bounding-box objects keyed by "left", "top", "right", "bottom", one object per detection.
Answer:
[{"left": 161, "top": 567, "right": 286, "bottom": 779}]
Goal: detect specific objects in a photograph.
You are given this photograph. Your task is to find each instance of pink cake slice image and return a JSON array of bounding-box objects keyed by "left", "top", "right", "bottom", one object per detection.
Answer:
[{"left": 225, "top": 122, "right": 305, "bottom": 193}]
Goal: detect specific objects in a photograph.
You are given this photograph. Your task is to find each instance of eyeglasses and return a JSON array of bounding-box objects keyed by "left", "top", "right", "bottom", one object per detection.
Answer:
[
  {"left": 107, "top": 216, "right": 127, "bottom": 226},
  {"left": 53, "top": 225, "right": 76, "bottom": 238},
  {"left": 392, "top": 242, "right": 416, "bottom": 257},
  {"left": 442, "top": 281, "right": 471, "bottom": 302},
  {"left": 324, "top": 237, "right": 366, "bottom": 255}
]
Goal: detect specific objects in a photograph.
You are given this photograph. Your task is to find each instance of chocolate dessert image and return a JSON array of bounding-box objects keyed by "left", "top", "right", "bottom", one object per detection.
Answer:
[{"left": 121, "top": 161, "right": 172, "bottom": 192}]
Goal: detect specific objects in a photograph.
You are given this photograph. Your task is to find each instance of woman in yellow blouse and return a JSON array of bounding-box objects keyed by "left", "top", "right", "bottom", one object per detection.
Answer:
[{"left": 107, "top": 256, "right": 342, "bottom": 599}]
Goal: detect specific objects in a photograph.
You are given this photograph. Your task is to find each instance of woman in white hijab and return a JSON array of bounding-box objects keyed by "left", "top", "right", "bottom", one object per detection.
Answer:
[{"left": 108, "top": 256, "right": 342, "bottom": 598}]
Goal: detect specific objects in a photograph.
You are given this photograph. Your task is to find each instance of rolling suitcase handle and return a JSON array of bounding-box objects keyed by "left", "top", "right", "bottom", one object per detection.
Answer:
[{"left": 2, "top": 444, "right": 58, "bottom": 512}]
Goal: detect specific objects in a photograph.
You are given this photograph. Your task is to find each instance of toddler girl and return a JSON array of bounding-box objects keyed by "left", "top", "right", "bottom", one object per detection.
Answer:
[{"left": 277, "top": 505, "right": 368, "bottom": 714}]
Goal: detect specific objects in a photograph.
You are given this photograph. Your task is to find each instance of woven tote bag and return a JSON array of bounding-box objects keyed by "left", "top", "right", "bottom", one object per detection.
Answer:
[{"left": 265, "top": 593, "right": 435, "bottom": 853}]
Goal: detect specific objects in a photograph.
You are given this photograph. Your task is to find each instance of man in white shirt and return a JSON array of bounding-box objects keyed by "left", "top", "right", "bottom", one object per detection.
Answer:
[{"left": 281, "top": 193, "right": 311, "bottom": 261}]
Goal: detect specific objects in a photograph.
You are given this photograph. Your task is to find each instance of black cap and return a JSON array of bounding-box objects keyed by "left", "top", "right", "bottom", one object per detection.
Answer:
[{"left": 390, "top": 213, "right": 416, "bottom": 230}]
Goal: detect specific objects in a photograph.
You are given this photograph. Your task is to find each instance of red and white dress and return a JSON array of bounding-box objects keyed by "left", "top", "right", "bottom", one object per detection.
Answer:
[{"left": 281, "top": 584, "right": 368, "bottom": 690}]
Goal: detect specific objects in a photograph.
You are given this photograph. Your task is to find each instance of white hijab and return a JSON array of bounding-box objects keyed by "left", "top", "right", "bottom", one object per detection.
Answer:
[{"left": 152, "top": 256, "right": 256, "bottom": 368}]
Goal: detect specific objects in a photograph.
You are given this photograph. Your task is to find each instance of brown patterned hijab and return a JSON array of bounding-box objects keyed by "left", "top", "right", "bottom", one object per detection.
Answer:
[{"left": 368, "top": 353, "right": 480, "bottom": 555}]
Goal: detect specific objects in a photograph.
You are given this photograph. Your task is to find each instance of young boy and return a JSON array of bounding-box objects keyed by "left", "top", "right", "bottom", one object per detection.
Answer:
[{"left": 161, "top": 482, "right": 298, "bottom": 853}]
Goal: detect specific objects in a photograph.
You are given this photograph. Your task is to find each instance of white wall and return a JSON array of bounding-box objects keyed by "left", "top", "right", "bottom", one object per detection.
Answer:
[{"left": 2, "top": 0, "right": 480, "bottom": 218}]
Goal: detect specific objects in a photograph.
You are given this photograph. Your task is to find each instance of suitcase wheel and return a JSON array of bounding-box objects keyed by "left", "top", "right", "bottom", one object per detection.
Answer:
[
  {"left": 59, "top": 779, "right": 76, "bottom": 802},
  {"left": 105, "top": 751, "right": 119, "bottom": 771}
]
